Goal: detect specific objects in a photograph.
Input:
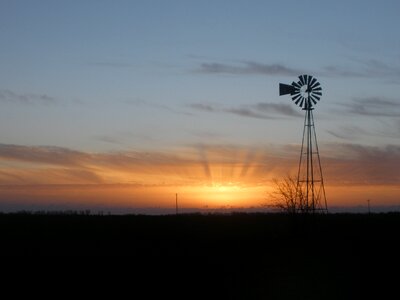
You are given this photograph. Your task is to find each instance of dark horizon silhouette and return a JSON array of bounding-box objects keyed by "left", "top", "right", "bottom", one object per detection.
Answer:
[{"left": 1, "top": 212, "right": 399, "bottom": 299}]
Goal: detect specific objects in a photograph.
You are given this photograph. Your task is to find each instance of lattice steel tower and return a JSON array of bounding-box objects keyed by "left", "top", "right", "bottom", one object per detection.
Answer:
[{"left": 279, "top": 75, "right": 328, "bottom": 213}]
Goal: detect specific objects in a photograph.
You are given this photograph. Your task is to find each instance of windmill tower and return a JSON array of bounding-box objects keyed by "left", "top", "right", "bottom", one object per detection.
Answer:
[{"left": 279, "top": 75, "right": 328, "bottom": 213}]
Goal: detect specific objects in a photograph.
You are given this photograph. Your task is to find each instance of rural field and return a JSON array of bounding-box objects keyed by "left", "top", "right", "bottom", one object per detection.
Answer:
[{"left": 1, "top": 212, "right": 398, "bottom": 299}]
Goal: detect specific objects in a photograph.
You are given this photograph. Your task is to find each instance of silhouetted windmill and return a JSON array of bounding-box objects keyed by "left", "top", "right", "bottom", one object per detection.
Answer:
[{"left": 279, "top": 75, "right": 328, "bottom": 213}]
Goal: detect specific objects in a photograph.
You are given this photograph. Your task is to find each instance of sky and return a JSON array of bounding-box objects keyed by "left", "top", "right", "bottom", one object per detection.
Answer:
[{"left": 0, "top": 0, "right": 400, "bottom": 213}]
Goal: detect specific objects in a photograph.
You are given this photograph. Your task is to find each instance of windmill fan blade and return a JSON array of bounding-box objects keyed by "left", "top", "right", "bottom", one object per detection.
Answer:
[
  {"left": 311, "top": 81, "right": 320, "bottom": 89},
  {"left": 312, "top": 95, "right": 320, "bottom": 101},
  {"left": 295, "top": 97, "right": 302, "bottom": 105},
  {"left": 292, "top": 94, "right": 301, "bottom": 101},
  {"left": 292, "top": 89, "right": 301, "bottom": 95},
  {"left": 279, "top": 83, "right": 296, "bottom": 96},
  {"left": 306, "top": 75, "right": 311, "bottom": 85},
  {"left": 299, "top": 75, "right": 306, "bottom": 85},
  {"left": 303, "top": 75, "right": 308, "bottom": 85},
  {"left": 299, "top": 98, "right": 304, "bottom": 107},
  {"left": 292, "top": 81, "right": 301, "bottom": 89},
  {"left": 310, "top": 77, "right": 317, "bottom": 87},
  {"left": 312, "top": 87, "right": 322, "bottom": 92},
  {"left": 313, "top": 91, "right": 322, "bottom": 96}
]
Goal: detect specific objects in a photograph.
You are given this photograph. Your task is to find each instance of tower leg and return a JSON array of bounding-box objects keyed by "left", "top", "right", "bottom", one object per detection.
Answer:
[{"left": 296, "top": 109, "right": 328, "bottom": 213}]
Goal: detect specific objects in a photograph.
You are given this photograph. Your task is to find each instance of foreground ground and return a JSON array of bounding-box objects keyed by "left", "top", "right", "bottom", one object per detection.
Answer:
[{"left": 1, "top": 212, "right": 399, "bottom": 299}]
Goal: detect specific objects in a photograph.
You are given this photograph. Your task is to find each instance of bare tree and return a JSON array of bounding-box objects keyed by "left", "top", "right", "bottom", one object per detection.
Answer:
[{"left": 269, "top": 175, "right": 305, "bottom": 214}]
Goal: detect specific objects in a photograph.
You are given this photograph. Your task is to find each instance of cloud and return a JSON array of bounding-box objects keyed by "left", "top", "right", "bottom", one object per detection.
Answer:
[
  {"left": 0, "top": 143, "right": 289, "bottom": 186},
  {"left": 195, "top": 58, "right": 400, "bottom": 81},
  {"left": 321, "top": 66, "right": 366, "bottom": 78},
  {"left": 225, "top": 107, "right": 272, "bottom": 119},
  {"left": 190, "top": 130, "right": 226, "bottom": 140},
  {"left": 254, "top": 103, "right": 302, "bottom": 117},
  {"left": 327, "top": 125, "right": 372, "bottom": 140},
  {"left": 1, "top": 142, "right": 400, "bottom": 212},
  {"left": 323, "top": 143, "right": 400, "bottom": 185},
  {"left": 355, "top": 58, "right": 400, "bottom": 78},
  {"left": 189, "top": 102, "right": 302, "bottom": 119},
  {"left": 93, "top": 135, "right": 125, "bottom": 145},
  {"left": 1, "top": 142, "right": 400, "bottom": 188},
  {"left": 339, "top": 97, "right": 400, "bottom": 117},
  {"left": 195, "top": 144, "right": 212, "bottom": 180},
  {"left": 0, "top": 89, "right": 56, "bottom": 105},
  {"left": 189, "top": 102, "right": 271, "bottom": 119},
  {"left": 24, "top": 168, "right": 103, "bottom": 184},
  {"left": 125, "top": 98, "right": 194, "bottom": 116},
  {"left": 0, "top": 144, "right": 134, "bottom": 184},
  {"left": 322, "top": 58, "right": 400, "bottom": 80},
  {"left": 87, "top": 61, "right": 133, "bottom": 68},
  {"left": 188, "top": 103, "right": 217, "bottom": 112},
  {"left": 0, "top": 144, "right": 91, "bottom": 166},
  {"left": 196, "top": 61, "right": 303, "bottom": 76}
]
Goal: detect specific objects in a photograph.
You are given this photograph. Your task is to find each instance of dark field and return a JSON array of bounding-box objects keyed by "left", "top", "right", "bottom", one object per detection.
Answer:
[{"left": 1, "top": 212, "right": 399, "bottom": 299}]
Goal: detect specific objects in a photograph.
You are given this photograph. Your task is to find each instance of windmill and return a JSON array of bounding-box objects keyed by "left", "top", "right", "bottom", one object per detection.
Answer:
[{"left": 279, "top": 75, "right": 328, "bottom": 213}]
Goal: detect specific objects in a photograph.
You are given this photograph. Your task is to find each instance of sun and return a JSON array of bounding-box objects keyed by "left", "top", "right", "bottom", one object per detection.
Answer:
[
  {"left": 177, "top": 181, "right": 268, "bottom": 209},
  {"left": 210, "top": 182, "right": 241, "bottom": 194},
  {"left": 196, "top": 182, "right": 246, "bottom": 206}
]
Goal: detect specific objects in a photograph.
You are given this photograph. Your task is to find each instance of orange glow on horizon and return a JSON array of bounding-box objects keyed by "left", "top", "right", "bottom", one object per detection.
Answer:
[
  {"left": 0, "top": 144, "right": 399, "bottom": 212},
  {"left": 0, "top": 183, "right": 399, "bottom": 212},
  {"left": 178, "top": 182, "right": 268, "bottom": 208}
]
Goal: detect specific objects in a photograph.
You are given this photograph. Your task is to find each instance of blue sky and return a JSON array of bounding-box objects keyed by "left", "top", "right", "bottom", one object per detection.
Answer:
[
  {"left": 0, "top": 1, "right": 400, "bottom": 211},
  {"left": 1, "top": 1, "right": 400, "bottom": 151}
]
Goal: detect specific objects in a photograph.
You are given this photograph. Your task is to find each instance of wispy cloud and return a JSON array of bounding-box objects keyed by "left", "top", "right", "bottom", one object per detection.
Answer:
[
  {"left": 190, "top": 130, "right": 226, "bottom": 140},
  {"left": 125, "top": 98, "right": 193, "bottom": 116},
  {"left": 189, "top": 102, "right": 270, "bottom": 120},
  {"left": 1, "top": 142, "right": 399, "bottom": 187},
  {"left": 195, "top": 58, "right": 400, "bottom": 81},
  {"left": 93, "top": 132, "right": 155, "bottom": 145},
  {"left": 0, "top": 89, "right": 56, "bottom": 105},
  {"left": 93, "top": 135, "right": 126, "bottom": 145},
  {"left": 225, "top": 107, "right": 272, "bottom": 119},
  {"left": 321, "top": 66, "right": 366, "bottom": 78},
  {"left": 324, "top": 143, "right": 400, "bottom": 185},
  {"left": 0, "top": 144, "right": 101, "bottom": 184},
  {"left": 188, "top": 103, "right": 217, "bottom": 112},
  {"left": 327, "top": 125, "right": 370, "bottom": 140},
  {"left": 197, "top": 61, "right": 303, "bottom": 76},
  {"left": 189, "top": 102, "right": 302, "bottom": 119},
  {"left": 86, "top": 61, "right": 133, "bottom": 68},
  {"left": 254, "top": 103, "right": 302, "bottom": 117},
  {"left": 338, "top": 97, "right": 400, "bottom": 117},
  {"left": 354, "top": 58, "right": 400, "bottom": 78},
  {"left": 0, "top": 143, "right": 289, "bottom": 186},
  {"left": 321, "top": 58, "right": 400, "bottom": 80},
  {"left": 0, "top": 144, "right": 91, "bottom": 166}
]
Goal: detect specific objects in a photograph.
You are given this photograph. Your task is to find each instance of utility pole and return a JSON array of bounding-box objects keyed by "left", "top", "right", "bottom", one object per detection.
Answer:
[{"left": 176, "top": 193, "right": 178, "bottom": 215}]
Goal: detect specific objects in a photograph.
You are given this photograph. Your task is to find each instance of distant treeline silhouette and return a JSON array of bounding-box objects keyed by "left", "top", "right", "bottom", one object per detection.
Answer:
[{"left": 8, "top": 209, "right": 102, "bottom": 216}]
